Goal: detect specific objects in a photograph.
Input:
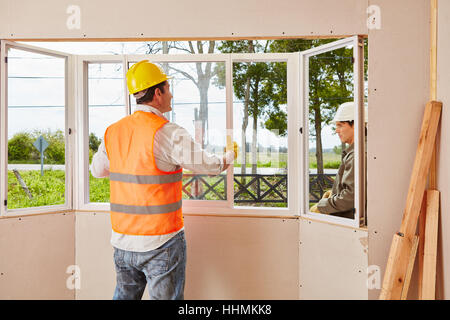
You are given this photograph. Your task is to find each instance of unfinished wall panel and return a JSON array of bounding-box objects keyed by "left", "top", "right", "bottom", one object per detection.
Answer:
[
  {"left": 367, "top": 0, "right": 430, "bottom": 300},
  {"left": 299, "top": 219, "right": 368, "bottom": 299},
  {"left": 75, "top": 213, "right": 299, "bottom": 299},
  {"left": 184, "top": 215, "right": 299, "bottom": 299},
  {"left": 74, "top": 212, "right": 115, "bottom": 299},
  {"left": 0, "top": 213, "right": 75, "bottom": 299},
  {"left": 436, "top": 0, "right": 450, "bottom": 300},
  {"left": 0, "top": 0, "right": 368, "bottom": 39}
]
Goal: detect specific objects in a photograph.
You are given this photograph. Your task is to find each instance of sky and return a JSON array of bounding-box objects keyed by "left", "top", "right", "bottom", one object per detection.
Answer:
[{"left": 8, "top": 41, "right": 341, "bottom": 150}]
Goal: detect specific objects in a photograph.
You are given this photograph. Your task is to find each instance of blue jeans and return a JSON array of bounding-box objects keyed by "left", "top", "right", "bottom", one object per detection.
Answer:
[{"left": 112, "top": 230, "right": 186, "bottom": 300}]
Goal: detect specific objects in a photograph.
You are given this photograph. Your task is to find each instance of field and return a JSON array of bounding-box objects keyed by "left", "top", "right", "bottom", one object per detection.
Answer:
[{"left": 7, "top": 151, "right": 339, "bottom": 208}]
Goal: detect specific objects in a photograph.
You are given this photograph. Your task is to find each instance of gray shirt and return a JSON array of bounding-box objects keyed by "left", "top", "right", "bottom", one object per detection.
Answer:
[{"left": 317, "top": 144, "right": 354, "bottom": 215}]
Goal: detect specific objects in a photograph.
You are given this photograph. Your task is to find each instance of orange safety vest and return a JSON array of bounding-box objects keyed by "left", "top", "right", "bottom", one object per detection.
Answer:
[{"left": 104, "top": 111, "right": 183, "bottom": 236}]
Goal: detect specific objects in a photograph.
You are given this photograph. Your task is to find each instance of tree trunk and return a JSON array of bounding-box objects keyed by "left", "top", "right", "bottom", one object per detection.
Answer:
[
  {"left": 241, "top": 41, "right": 254, "bottom": 182},
  {"left": 314, "top": 106, "right": 324, "bottom": 176},
  {"left": 241, "top": 77, "right": 250, "bottom": 180},
  {"left": 198, "top": 79, "right": 209, "bottom": 148},
  {"left": 251, "top": 113, "right": 258, "bottom": 175}
]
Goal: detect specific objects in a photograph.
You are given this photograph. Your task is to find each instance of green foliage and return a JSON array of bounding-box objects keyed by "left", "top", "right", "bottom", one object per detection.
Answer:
[
  {"left": 39, "top": 129, "right": 65, "bottom": 164},
  {"left": 89, "top": 133, "right": 101, "bottom": 153},
  {"left": 8, "top": 130, "right": 102, "bottom": 164},
  {"left": 8, "top": 132, "right": 35, "bottom": 162},
  {"left": 8, "top": 129, "right": 66, "bottom": 164},
  {"left": 333, "top": 145, "right": 342, "bottom": 155}
]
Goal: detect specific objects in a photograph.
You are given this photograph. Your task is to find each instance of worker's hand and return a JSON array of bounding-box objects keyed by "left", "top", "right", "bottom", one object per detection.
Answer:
[
  {"left": 322, "top": 190, "right": 332, "bottom": 199},
  {"left": 224, "top": 141, "right": 238, "bottom": 160},
  {"left": 310, "top": 204, "right": 321, "bottom": 213}
]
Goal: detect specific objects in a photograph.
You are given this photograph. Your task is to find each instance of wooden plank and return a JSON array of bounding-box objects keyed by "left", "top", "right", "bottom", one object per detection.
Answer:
[
  {"left": 430, "top": 0, "right": 438, "bottom": 189},
  {"left": 430, "top": 0, "right": 438, "bottom": 101},
  {"left": 421, "top": 190, "right": 440, "bottom": 299},
  {"left": 399, "top": 101, "right": 442, "bottom": 237},
  {"left": 417, "top": 191, "right": 427, "bottom": 299},
  {"left": 401, "top": 235, "right": 419, "bottom": 300},
  {"left": 380, "top": 101, "right": 442, "bottom": 300},
  {"left": 379, "top": 233, "right": 414, "bottom": 300}
]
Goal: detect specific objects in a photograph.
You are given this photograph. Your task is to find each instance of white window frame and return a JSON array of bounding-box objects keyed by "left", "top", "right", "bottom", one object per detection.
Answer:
[
  {"left": 299, "top": 36, "right": 365, "bottom": 228},
  {"left": 76, "top": 52, "right": 299, "bottom": 218},
  {"left": 0, "top": 38, "right": 364, "bottom": 223},
  {"left": 0, "top": 40, "right": 74, "bottom": 217}
]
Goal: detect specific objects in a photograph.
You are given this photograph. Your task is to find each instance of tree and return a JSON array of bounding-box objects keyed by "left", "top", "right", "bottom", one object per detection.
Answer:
[
  {"left": 216, "top": 40, "right": 277, "bottom": 175},
  {"left": 168, "top": 41, "right": 216, "bottom": 149},
  {"left": 89, "top": 133, "right": 101, "bottom": 153},
  {"left": 269, "top": 39, "right": 354, "bottom": 178}
]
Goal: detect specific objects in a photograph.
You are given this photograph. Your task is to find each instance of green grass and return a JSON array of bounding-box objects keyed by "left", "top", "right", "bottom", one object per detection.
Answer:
[
  {"left": 8, "top": 159, "right": 337, "bottom": 209},
  {"left": 89, "top": 173, "right": 111, "bottom": 203},
  {"left": 7, "top": 170, "right": 65, "bottom": 209},
  {"left": 309, "top": 152, "right": 341, "bottom": 169}
]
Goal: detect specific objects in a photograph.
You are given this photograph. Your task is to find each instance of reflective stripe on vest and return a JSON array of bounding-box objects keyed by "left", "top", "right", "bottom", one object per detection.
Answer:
[
  {"left": 110, "top": 200, "right": 182, "bottom": 215},
  {"left": 109, "top": 171, "right": 183, "bottom": 185},
  {"left": 105, "top": 111, "right": 184, "bottom": 236}
]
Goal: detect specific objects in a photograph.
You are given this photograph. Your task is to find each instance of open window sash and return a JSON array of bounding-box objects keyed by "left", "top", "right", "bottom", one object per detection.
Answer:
[
  {"left": 0, "top": 40, "right": 74, "bottom": 217},
  {"left": 299, "top": 36, "right": 365, "bottom": 228}
]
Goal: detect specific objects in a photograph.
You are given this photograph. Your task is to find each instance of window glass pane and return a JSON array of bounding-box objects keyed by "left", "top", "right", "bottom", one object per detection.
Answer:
[
  {"left": 88, "top": 63, "right": 126, "bottom": 203},
  {"left": 307, "top": 44, "right": 356, "bottom": 219},
  {"left": 233, "top": 61, "right": 288, "bottom": 208},
  {"left": 129, "top": 61, "right": 227, "bottom": 201},
  {"left": 7, "top": 48, "right": 66, "bottom": 209}
]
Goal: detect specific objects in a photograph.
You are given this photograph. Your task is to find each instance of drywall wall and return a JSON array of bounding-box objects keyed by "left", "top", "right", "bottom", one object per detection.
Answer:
[
  {"left": 75, "top": 212, "right": 368, "bottom": 300},
  {"left": 75, "top": 212, "right": 300, "bottom": 299},
  {"left": 436, "top": 0, "right": 450, "bottom": 300},
  {"left": 0, "top": 213, "right": 75, "bottom": 299},
  {"left": 299, "top": 219, "right": 368, "bottom": 299},
  {"left": 0, "top": 0, "right": 367, "bottom": 39},
  {"left": 367, "top": 0, "right": 430, "bottom": 299}
]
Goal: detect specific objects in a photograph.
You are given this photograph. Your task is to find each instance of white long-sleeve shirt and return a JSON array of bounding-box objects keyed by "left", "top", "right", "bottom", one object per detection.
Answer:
[{"left": 90, "top": 104, "right": 234, "bottom": 252}]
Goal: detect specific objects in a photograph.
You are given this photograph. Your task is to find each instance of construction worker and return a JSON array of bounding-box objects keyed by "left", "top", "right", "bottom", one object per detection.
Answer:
[
  {"left": 90, "top": 60, "right": 238, "bottom": 300},
  {"left": 310, "top": 102, "right": 366, "bottom": 219}
]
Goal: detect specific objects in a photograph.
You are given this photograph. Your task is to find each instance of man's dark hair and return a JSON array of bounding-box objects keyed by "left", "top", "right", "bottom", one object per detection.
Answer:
[
  {"left": 136, "top": 81, "right": 167, "bottom": 104},
  {"left": 344, "top": 120, "right": 354, "bottom": 127}
]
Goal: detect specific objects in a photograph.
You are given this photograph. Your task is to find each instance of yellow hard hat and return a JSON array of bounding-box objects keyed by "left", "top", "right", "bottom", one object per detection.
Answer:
[{"left": 126, "top": 60, "right": 171, "bottom": 95}]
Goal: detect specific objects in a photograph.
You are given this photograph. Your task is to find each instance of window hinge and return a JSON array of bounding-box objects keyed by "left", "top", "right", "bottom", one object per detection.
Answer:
[
  {"left": 68, "top": 128, "right": 72, "bottom": 135},
  {"left": 4, "top": 57, "right": 7, "bottom": 63},
  {"left": 4, "top": 200, "right": 7, "bottom": 206},
  {"left": 299, "top": 127, "right": 303, "bottom": 134},
  {"left": 351, "top": 57, "right": 355, "bottom": 64}
]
